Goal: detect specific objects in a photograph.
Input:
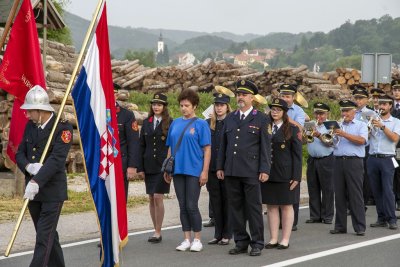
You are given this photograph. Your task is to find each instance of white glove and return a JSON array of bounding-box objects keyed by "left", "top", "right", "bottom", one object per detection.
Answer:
[
  {"left": 26, "top": 163, "right": 43, "bottom": 176},
  {"left": 24, "top": 181, "right": 39, "bottom": 200}
]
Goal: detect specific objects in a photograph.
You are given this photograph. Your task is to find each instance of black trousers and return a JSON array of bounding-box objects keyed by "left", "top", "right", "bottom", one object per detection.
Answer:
[
  {"left": 225, "top": 176, "right": 264, "bottom": 249},
  {"left": 207, "top": 172, "right": 232, "bottom": 239},
  {"left": 205, "top": 181, "right": 214, "bottom": 219},
  {"left": 306, "top": 155, "right": 335, "bottom": 222},
  {"left": 393, "top": 162, "right": 400, "bottom": 205},
  {"left": 28, "top": 201, "right": 65, "bottom": 267},
  {"left": 363, "top": 147, "right": 373, "bottom": 203},
  {"left": 333, "top": 157, "right": 366, "bottom": 233}
]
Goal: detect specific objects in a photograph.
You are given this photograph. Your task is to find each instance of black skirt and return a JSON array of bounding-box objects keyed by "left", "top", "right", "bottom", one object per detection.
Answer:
[
  {"left": 145, "top": 173, "right": 170, "bottom": 195},
  {"left": 261, "top": 181, "right": 300, "bottom": 205}
]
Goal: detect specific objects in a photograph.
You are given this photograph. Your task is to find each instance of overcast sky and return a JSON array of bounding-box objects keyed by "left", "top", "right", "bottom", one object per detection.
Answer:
[{"left": 66, "top": 0, "right": 400, "bottom": 35}]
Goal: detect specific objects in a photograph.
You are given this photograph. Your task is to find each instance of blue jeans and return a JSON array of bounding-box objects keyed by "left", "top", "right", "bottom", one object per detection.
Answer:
[{"left": 174, "top": 175, "right": 202, "bottom": 232}]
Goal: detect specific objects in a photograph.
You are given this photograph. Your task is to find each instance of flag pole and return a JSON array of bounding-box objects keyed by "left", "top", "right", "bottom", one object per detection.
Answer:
[
  {"left": 0, "top": 0, "right": 21, "bottom": 50},
  {"left": 4, "top": 0, "right": 105, "bottom": 257}
]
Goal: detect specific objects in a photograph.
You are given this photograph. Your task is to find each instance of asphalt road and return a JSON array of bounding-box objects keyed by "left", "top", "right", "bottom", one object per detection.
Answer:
[{"left": 1, "top": 206, "right": 400, "bottom": 267}]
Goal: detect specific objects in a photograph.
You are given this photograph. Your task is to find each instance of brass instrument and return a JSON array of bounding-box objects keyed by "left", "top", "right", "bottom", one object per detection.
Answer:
[
  {"left": 254, "top": 94, "right": 268, "bottom": 105},
  {"left": 321, "top": 118, "right": 344, "bottom": 146},
  {"left": 214, "top": 85, "right": 235, "bottom": 98},
  {"left": 294, "top": 91, "right": 308, "bottom": 108},
  {"left": 303, "top": 121, "right": 316, "bottom": 143},
  {"left": 367, "top": 109, "right": 382, "bottom": 136}
]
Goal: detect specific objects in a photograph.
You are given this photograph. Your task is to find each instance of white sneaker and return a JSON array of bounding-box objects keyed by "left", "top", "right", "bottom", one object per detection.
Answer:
[
  {"left": 176, "top": 239, "right": 191, "bottom": 251},
  {"left": 190, "top": 239, "right": 203, "bottom": 252}
]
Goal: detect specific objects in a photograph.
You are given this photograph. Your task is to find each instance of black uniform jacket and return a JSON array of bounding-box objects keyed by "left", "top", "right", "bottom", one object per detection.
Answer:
[
  {"left": 269, "top": 124, "right": 302, "bottom": 183},
  {"left": 206, "top": 118, "right": 225, "bottom": 172},
  {"left": 138, "top": 116, "right": 172, "bottom": 174},
  {"left": 216, "top": 108, "right": 271, "bottom": 178},
  {"left": 116, "top": 103, "right": 140, "bottom": 171},
  {"left": 16, "top": 114, "right": 73, "bottom": 202}
]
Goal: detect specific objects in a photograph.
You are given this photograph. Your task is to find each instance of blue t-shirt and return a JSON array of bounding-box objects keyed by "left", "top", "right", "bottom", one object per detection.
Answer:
[{"left": 166, "top": 117, "right": 211, "bottom": 177}]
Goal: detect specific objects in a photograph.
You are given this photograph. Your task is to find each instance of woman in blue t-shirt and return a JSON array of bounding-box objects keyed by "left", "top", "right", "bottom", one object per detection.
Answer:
[{"left": 164, "top": 89, "right": 211, "bottom": 252}]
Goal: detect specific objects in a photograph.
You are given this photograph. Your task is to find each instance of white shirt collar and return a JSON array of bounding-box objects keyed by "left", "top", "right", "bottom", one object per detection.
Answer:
[
  {"left": 40, "top": 113, "right": 54, "bottom": 129},
  {"left": 240, "top": 107, "right": 253, "bottom": 119},
  {"left": 273, "top": 121, "right": 283, "bottom": 129}
]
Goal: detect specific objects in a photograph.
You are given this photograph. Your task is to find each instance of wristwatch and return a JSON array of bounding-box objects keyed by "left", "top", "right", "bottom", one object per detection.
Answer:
[{"left": 380, "top": 125, "right": 386, "bottom": 131}]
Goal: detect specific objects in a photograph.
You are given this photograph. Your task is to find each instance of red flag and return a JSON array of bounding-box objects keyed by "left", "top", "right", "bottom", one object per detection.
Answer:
[{"left": 0, "top": 0, "right": 46, "bottom": 165}]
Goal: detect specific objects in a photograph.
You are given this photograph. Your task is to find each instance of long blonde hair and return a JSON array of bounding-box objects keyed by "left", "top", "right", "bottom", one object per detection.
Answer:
[{"left": 210, "top": 103, "right": 232, "bottom": 130}]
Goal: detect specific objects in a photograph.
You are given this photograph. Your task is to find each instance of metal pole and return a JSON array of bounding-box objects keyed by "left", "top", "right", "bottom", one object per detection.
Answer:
[
  {"left": 0, "top": 0, "right": 21, "bottom": 50},
  {"left": 43, "top": 0, "right": 47, "bottom": 73},
  {"left": 374, "top": 53, "right": 378, "bottom": 88},
  {"left": 4, "top": 0, "right": 105, "bottom": 257}
]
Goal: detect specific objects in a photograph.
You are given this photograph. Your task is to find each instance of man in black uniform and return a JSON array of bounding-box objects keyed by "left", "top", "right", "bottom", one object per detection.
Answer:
[
  {"left": 16, "top": 85, "right": 73, "bottom": 267},
  {"left": 391, "top": 79, "right": 400, "bottom": 211},
  {"left": 217, "top": 80, "right": 271, "bottom": 256},
  {"left": 115, "top": 88, "right": 140, "bottom": 200}
]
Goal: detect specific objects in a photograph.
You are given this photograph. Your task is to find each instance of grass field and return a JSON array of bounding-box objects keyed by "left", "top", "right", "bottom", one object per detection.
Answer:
[{"left": 0, "top": 191, "right": 148, "bottom": 223}]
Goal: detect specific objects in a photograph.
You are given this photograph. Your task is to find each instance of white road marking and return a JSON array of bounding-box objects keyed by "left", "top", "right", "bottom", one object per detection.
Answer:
[
  {"left": 263, "top": 233, "right": 400, "bottom": 267},
  {"left": 0, "top": 206, "right": 311, "bottom": 261}
]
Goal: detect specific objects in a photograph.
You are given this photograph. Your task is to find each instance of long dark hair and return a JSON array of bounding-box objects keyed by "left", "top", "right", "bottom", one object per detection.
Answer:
[
  {"left": 148, "top": 104, "right": 171, "bottom": 136},
  {"left": 269, "top": 110, "right": 292, "bottom": 140}
]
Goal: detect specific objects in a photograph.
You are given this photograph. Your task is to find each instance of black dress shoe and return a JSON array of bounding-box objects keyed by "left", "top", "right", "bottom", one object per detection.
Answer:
[
  {"left": 370, "top": 221, "right": 388, "bottom": 227},
  {"left": 148, "top": 236, "right": 162, "bottom": 243},
  {"left": 356, "top": 231, "right": 365, "bottom": 236},
  {"left": 203, "top": 218, "right": 215, "bottom": 227},
  {"left": 292, "top": 225, "right": 298, "bottom": 231},
  {"left": 306, "top": 219, "right": 322, "bottom": 223},
  {"left": 218, "top": 239, "right": 230, "bottom": 245},
  {"left": 323, "top": 220, "right": 333, "bottom": 224},
  {"left": 207, "top": 238, "right": 220, "bottom": 245},
  {"left": 264, "top": 242, "right": 278, "bottom": 249},
  {"left": 389, "top": 223, "right": 398, "bottom": 230},
  {"left": 249, "top": 247, "right": 261, "bottom": 256},
  {"left": 277, "top": 243, "right": 289, "bottom": 249},
  {"left": 330, "top": 229, "right": 346, "bottom": 234},
  {"left": 229, "top": 246, "right": 248, "bottom": 255}
]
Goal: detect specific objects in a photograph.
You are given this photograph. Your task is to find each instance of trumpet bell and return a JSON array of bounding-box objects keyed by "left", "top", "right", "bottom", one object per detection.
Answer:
[
  {"left": 320, "top": 133, "right": 333, "bottom": 145},
  {"left": 254, "top": 94, "right": 268, "bottom": 105},
  {"left": 214, "top": 86, "right": 235, "bottom": 98},
  {"left": 294, "top": 92, "right": 308, "bottom": 108},
  {"left": 306, "top": 135, "right": 314, "bottom": 143}
]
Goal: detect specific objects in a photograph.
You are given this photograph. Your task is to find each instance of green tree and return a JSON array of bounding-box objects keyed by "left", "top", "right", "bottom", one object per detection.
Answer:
[
  {"left": 125, "top": 50, "right": 156, "bottom": 67},
  {"left": 44, "top": 0, "right": 73, "bottom": 45}
]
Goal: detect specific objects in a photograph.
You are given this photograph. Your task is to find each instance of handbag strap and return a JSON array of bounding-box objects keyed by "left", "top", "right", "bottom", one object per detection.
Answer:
[{"left": 172, "top": 117, "right": 197, "bottom": 156}]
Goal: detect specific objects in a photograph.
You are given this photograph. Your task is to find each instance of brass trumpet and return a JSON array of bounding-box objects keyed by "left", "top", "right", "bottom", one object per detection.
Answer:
[
  {"left": 303, "top": 121, "right": 316, "bottom": 143},
  {"left": 367, "top": 109, "right": 382, "bottom": 135},
  {"left": 321, "top": 117, "right": 344, "bottom": 146}
]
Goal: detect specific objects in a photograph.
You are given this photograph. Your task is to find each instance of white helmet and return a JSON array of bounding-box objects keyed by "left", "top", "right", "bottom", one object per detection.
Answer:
[{"left": 20, "top": 85, "right": 54, "bottom": 112}]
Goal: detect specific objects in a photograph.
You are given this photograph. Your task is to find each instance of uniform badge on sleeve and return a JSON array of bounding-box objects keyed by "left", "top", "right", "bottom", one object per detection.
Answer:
[
  {"left": 132, "top": 121, "right": 139, "bottom": 131},
  {"left": 61, "top": 130, "right": 72, "bottom": 143}
]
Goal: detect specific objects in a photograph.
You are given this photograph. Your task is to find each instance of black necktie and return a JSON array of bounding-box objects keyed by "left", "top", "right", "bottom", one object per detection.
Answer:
[
  {"left": 273, "top": 125, "right": 278, "bottom": 135},
  {"left": 155, "top": 119, "right": 159, "bottom": 130},
  {"left": 241, "top": 114, "right": 245, "bottom": 121},
  {"left": 396, "top": 103, "right": 400, "bottom": 110}
]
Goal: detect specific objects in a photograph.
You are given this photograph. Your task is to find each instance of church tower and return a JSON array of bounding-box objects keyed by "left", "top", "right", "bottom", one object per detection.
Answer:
[{"left": 157, "top": 32, "right": 164, "bottom": 53}]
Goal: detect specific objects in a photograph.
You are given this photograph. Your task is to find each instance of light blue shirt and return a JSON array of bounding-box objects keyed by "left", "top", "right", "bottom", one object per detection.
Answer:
[
  {"left": 287, "top": 103, "right": 306, "bottom": 127},
  {"left": 334, "top": 119, "right": 368, "bottom": 157},
  {"left": 166, "top": 117, "right": 211, "bottom": 177},
  {"left": 307, "top": 123, "right": 334, "bottom": 158},
  {"left": 355, "top": 106, "right": 370, "bottom": 123},
  {"left": 369, "top": 115, "right": 400, "bottom": 155}
]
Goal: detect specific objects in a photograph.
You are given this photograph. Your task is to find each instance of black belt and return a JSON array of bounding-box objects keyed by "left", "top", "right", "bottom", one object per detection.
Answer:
[
  {"left": 334, "top": 156, "right": 362, "bottom": 160},
  {"left": 311, "top": 153, "right": 333, "bottom": 159},
  {"left": 369, "top": 154, "right": 394, "bottom": 158}
]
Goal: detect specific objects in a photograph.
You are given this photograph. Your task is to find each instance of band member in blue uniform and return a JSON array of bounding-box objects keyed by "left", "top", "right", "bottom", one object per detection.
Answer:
[
  {"left": 305, "top": 103, "right": 334, "bottom": 224},
  {"left": 391, "top": 79, "right": 400, "bottom": 211},
  {"left": 217, "top": 80, "right": 271, "bottom": 257},
  {"left": 367, "top": 94, "right": 400, "bottom": 230},
  {"left": 330, "top": 100, "right": 368, "bottom": 236},
  {"left": 16, "top": 85, "right": 73, "bottom": 267}
]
